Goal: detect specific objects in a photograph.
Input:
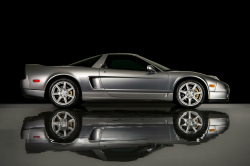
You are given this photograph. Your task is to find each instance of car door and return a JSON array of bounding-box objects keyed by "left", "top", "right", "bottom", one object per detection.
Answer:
[{"left": 99, "top": 54, "right": 169, "bottom": 98}]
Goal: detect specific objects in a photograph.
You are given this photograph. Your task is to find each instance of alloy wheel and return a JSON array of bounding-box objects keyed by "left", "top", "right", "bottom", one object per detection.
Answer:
[
  {"left": 51, "top": 111, "right": 76, "bottom": 138},
  {"left": 178, "top": 111, "right": 203, "bottom": 134},
  {"left": 51, "top": 81, "right": 76, "bottom": 106},
  {"left": 178, "top": 82, "right": 203, "bottom": 107}
]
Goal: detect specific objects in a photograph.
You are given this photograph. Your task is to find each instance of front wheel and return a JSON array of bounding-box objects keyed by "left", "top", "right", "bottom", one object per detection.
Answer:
[
  {"left": 175, "top": 80, "right": 205, "bottom": 108},
  {"left": 173, "top": 110, "right": 208, "bottom": 141}
]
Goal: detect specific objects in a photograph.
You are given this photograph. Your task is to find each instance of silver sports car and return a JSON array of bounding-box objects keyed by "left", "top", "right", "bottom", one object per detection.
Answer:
[{"left": 20, "top": 53, "right": 230, "bottom": 108}]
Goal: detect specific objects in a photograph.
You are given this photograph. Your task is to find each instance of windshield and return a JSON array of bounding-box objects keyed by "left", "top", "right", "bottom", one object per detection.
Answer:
[{"left": 138, "top": 56, "right": 170, "bottom": 71}]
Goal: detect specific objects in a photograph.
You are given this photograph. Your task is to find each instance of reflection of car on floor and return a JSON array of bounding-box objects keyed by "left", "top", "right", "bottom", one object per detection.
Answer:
[
  {"left": 20, "top": 53, "right": 230, "bottom": 108},
  {"left": 21, "top": 104, "right": 229, "bottom": 161}
]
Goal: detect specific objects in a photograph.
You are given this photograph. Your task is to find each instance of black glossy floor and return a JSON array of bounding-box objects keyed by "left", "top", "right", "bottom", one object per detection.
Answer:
[{"left": 0, "top": 103, "right": 250, "bottom": 166}]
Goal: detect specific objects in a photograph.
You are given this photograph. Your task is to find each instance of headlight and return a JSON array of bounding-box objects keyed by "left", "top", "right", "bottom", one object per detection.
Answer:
[{"left": 209, "top": 75, "right": 219, "bottom": 80}]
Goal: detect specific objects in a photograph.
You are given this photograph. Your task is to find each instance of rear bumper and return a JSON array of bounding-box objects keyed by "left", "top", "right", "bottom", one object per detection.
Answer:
[
  {"left": 21, "top": 77, "right": 45, "bottom": 99},
  {"left": 21, "top": 88, "right": 45, "bottom": 99}
]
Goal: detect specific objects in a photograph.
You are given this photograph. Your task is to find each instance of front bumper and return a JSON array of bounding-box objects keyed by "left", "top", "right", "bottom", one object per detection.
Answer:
[
  {"left": 209, "top": 91, "right": 229, "bottom": 99},
  {"left": 208, "top": 81, "right": 230, "bottom": 102}
]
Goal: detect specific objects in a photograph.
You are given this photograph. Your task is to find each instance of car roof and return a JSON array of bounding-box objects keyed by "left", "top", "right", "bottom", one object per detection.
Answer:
[{"left": 105, "top": 53, "right": 139, "bottom": 56}]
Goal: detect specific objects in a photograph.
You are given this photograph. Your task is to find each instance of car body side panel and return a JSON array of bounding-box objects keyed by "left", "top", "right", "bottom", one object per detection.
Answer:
[
  {"left": 100, "top": 69, "right": 169, "bottom": 92},
  {"left": 99, "top": 69, "right": 169, "bottom": 99}
]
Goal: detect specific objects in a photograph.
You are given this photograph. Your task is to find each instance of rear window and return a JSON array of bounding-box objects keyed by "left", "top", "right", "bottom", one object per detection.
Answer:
[{"left": 69, "top": 55, "right": 101, "bottom": 67}]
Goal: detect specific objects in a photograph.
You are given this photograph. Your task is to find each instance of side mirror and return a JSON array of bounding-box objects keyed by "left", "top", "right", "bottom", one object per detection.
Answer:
[{"left": 147, "top": 65, "right": 156, "bottom": 73}]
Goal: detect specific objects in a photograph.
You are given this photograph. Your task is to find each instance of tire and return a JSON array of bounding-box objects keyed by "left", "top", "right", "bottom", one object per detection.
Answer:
[
  {"left": 173, "top": 109, "right": 208, "bottom": 141},
  {"left": 49, "top": 78, "right": 80, "bottom": 108},
  {"left": 46, "top": 109, "right": 82, "bottom": 143},
  {"left": 174, "top": 79, "right": 205, "bottom": 108}
]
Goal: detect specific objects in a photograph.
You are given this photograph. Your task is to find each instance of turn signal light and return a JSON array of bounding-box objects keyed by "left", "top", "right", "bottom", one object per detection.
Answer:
[
  {"left": 209, "top": 129, "right": 215, "bottom": 132},
  {"left": 209, "top": 84, "right": 215, "bottom": 87},
  {"left": 33, "top": 79, "right": 40, "bottom": 82}
]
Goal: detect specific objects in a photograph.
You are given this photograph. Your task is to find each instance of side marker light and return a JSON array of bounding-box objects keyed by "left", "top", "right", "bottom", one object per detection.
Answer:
[{"left": 209, "top": 84, "right": 215, "bottom": 87}]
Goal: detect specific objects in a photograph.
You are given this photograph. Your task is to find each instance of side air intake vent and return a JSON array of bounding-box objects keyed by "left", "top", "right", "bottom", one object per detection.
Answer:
[{"left": 89, "top": 77, "right": 103, "bottom": 89}]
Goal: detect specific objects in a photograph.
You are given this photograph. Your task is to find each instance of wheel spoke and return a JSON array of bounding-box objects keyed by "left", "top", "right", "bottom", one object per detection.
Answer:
[
  {"left": 68, "top": 119, "right": 75, "bottom": 123},
  {"left": 64, "top": 129, "right": 67, "bottom": 137},
  {"left": 192, "top": 84, "right": 197, "bottom": 90},
  {"left": 56, "top": 114, "right": 62, "bottom": 120},
  {"left": 67, "top": 87, "right": 73, "bottom": 92},
  {"left": 185, "top": 125, "right": 190, "bottom": 132},
  {"left": 57, "top": 96, "right": 62, "bottom": 102},
  {"left": 188, "top": 111, "right": 192, "bottom": 119},
  {"left": 63, "top": 97, "right": 68, "bottom": 104},
  {"left": 194, "top": 92, "right": 202, "bottom": 95},
  {"left": 63, "top": 82, "right": 67, "bottom": 89},
  {"left": 181, "top": 123, "right": 187, "bottom": 126},
  {"left": 67, "top": 95, "right": 73, "bottom": 98},
  {"left": 194, "top": 116, "right": 199, "bottom": 120},
  {"left": 55, "top": 85, "right": 61, "bottom": 91},
  {"left": 185, "top": 83, "right": 190, "bottom": 90},
  {"left": 52, "top": 92, "right": 59, "bottom": 96},
  {"left": 181, "top": 96, "right": 187, "bottom": 101},
  {"left": 68, "top": 127, "right": 74, "bottom": 131},
  {"left": 180, "top": 90, "right": 187, "bottom": 94},
  {"left": 196, "top": 122, "right": 202, "bottom": 126},
  {"left": 52, "top": 122, "right": 60, "bottom": 126},
  {"left": 192, "top": 96, "right": 199, "bottom": 103},
  {"left": 55, "top": 127, "right": 61, "bottom": 134},
  {"left": 192, "top": 126, "right": 197, "bottom": 132},
  {"left": 188, "top": 98, "right": 192, "bottom": 106},
  {"left": 181, "top": 118, "right": 188, "bottom": 122},
  {"left": 64, "top": 112, "right": 67, "bottom": 119}
]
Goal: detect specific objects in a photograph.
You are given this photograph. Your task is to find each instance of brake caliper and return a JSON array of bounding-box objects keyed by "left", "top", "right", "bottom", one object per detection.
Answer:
[
  {"left": 195, "top": 88, "right": 199, "bottom": 99},
  {"left": 195, "top": 118, "right": 199, "bottom": 128}
]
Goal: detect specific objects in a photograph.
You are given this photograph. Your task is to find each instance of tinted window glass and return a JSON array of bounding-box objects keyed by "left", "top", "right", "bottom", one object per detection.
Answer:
[
  {"left": 137, "top": 55, "right": 170, "bottom": 71},
  {"left": 105, "top": 55, "right": 150, "bottom": 71},
  {"left": 70, "top": 55, "right": 101, "bottom": 67}
]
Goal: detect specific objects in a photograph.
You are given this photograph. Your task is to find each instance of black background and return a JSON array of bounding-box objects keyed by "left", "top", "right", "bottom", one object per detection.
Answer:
[{"left": 1, "top": 7, "right": 249, "bottom": 103}]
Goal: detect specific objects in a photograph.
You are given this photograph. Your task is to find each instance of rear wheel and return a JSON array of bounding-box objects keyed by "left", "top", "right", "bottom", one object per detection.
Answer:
[
  {"left": 47, "top": 110, "right": 81, "bottom": 143},
  {"left": 49, "top": 78, "right": 80, "bottom": 108}
]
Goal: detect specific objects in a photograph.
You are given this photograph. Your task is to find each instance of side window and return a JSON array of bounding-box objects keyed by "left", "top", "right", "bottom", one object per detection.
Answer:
[
  {"left": 70, "top": 55, "right": 101, "bottom": 67},
  {"left": 104, "top": 55, "right": 150, "bottom": 71}
]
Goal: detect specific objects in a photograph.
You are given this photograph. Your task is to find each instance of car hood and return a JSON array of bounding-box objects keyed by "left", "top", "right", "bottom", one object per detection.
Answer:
[{"left": 165, "top": 70, "right": 219, "bottom": 81}]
